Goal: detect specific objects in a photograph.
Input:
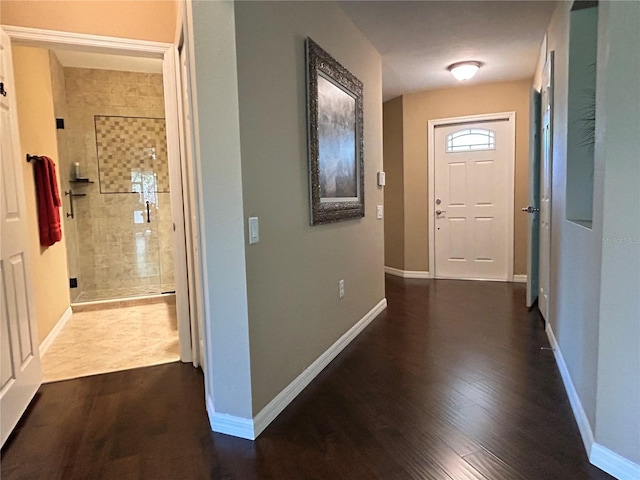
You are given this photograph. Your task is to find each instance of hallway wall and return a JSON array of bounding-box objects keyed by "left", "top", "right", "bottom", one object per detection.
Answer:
[
  {"left": 594, "top": 0, "right": 640, "bottom": 465},
  {"left": 383, "top": 80, "right": 531, "bottom": 275},
  {"left": 12, "top": 46, "right": 70, "bottom": 343},
  {"left": 537, "top": 0, "right": 640, "bottom": 471},
  {"left": 382, "top": 96, "right": 405, "bottom": 270},
  {"left": 189, "top": 0, "right": 384, "bottom": 421},
  {"left": 234, "top": 0, "right": 385, "bottom": 414},
  {"left": 190, "top": 0, "right": 253, "bottom": 420},
  {"left": 540, "top": 0, "right": 603, "bottom": 439}
]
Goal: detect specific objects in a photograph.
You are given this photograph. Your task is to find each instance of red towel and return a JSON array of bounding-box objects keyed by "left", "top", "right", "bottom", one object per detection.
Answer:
[{"left": 33, "top": 156, "right": 62, "bottom": 247}]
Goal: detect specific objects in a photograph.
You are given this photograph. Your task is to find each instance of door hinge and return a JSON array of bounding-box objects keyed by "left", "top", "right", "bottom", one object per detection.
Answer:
[{"left": 56, "top": 118, "right": 65, "bottom": 129}]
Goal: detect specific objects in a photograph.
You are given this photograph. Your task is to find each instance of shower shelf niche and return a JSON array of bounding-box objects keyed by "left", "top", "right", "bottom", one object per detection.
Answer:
[{"left": 70, "top": 179, "right": 95, "bottom": 184}]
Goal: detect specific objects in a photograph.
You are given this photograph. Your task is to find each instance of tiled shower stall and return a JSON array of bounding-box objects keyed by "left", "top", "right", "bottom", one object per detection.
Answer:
[{"left": 51, "top": 54, "right": 174, "bottom": 302}]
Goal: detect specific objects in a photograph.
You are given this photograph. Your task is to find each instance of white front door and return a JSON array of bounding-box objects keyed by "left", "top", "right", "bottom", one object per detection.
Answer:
[
  {"left": 538, "top": 52, "right": 554, "bottom": 321},
  {"left": 0, "top": 29, "right": 42, "bottom": 447},
  {"left": 433, "top": 118, "right": 515, "bottom": 280}
]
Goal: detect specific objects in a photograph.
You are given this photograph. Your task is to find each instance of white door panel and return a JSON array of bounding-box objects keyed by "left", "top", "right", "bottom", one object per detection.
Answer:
[
  {"left": 434, "top": 119, "right": 514, "bottom": 280},
  {"left": 538, "top": 53, "right": 554, "bottom": 321},
  {"left": 525, "top": 89, "right": 541, "bottom": 307},
  {"left": 0, "top": 29, "right": 42, "bottom": 447},
  {"left": 177, "top": 36, "right": 205, "bottom": 369}
]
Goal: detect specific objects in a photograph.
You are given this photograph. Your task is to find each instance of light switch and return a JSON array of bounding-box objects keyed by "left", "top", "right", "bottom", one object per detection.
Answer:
[
  {"left": 377, "top": 171, "right": 386, "bottom": 186},
  {"left": 248, "top": 217, "right": 259, "bottom": 244},
  {"left": 376, "top": 205, "right": 384, "bottom": 219}
]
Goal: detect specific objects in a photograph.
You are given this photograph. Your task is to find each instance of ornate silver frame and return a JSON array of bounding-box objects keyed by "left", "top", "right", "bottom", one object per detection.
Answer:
[{"left": 306, "top": 38, "right": 364, "bottom": 225}]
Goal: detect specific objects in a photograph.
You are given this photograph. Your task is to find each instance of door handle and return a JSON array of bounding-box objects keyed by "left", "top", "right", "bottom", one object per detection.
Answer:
[
  {"left": 435, "top": 209, "right": 446, "bottom": 215},
  {"left": 522, "top": 206, "right": 540, "bottom": 213},
  {"left": 146, "top": 201, "right": 151, "bottom": 223},
  {"left": 64, "top": 190, "right": 86, "bottom": 219}
]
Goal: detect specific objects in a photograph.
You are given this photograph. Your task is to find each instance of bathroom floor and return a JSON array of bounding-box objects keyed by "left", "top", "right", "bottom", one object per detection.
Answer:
[
  {"left": 74, "top": 283, "right": 175, "bottom": 302},
  {"left": 41, "top": 297, "right": 180, "bottom": 383}
]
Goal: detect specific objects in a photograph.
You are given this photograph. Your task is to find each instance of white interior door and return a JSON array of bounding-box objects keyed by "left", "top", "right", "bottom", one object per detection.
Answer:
[
  {"left": 162, "top": 47, "right": 193, "bottom": 364},
  {"left": 525, "top": 90, "right": 541, "bottom": 307},
  {"left": 538, "top": 52, "right": 554, "bottom": 321},
  {"left": 177, "top": 38, "right": 204, "bottom": 368},
  {"left": 0, "top": 29, "right": 42, "bottom": 447},
  {"left": 433, "top": 118, "right": 514, "bottom": 280}
]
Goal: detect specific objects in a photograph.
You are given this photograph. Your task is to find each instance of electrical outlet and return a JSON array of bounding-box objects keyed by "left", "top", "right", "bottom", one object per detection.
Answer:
[{"left": 339, "top": 279, "right": 345, "bottom": 299}]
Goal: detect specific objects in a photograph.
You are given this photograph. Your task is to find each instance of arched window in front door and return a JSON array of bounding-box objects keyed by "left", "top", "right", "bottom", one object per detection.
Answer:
[{"left": 446, "top": 128, "right": 496, "bottom": 152}]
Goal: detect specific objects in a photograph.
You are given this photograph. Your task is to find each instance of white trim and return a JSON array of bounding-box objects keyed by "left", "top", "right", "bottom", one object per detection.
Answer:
[
  {"left": 184, "top": 0, "right": 212, "bottom": 388},
  {"left": 545, "top": 323, "right": 595, "bottom": 455},
  {"left": 70, "top": 293, "right": 171, "bottom": 308},
  {"left": 590, "top": 443, "right": 640, "bottom": 480},
  {"left": 384, "top": 267, "right": 432, "bottom": 279},
  {"left": 433, "top": 276, "right": 517, "bottom": 283},
  {"left": 175, "top": 18, "right": 205, "bottom": 369},
  {"left": 252, "top": 298, "right": 387, "bottom": 438},
  {"left": 427, "top": 112, "right": 516, "bottom": 281},
  {"left": 4, "top": 26, "right": 197, "bottom": 366},
  {"left": 39, "top": 307, "right": 72, "bottom": 357},
  {"left": 512, "top": 274, "right": 528, "bottom": 283},
  {"left": 546, "top": 320, "right": 640, "bottom": 479},
  {"left": 207, "top": 396, "right": 255, "bottom": 440},
  {"left": 162, "top": 46, "right": 192, "bottom": 364},
  {"left": 1, "top": 25, "right": 169, "bottom": 57},
  {"left": 208, "top": 298, "right": 388, "bottom": 440}
]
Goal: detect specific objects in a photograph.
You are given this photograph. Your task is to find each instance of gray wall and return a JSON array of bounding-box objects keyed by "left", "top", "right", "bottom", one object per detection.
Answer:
[
  {"left": 191, "top": 0, "right": 253, "bottom": 419},
  {"left": 539, "top": 0, "right": 640, "bottom": 465},
  {"left": 543, "top": 1, "right": 602, "bottom": 429},
  {"left": 233, "top": 1, "right": 385, "bottom": 414},
  {"left": 595, "top": 0, "right": 640, "bottom": 463},
  {"left": 190, "top": 0, "right": 384, "bottom": 419}
]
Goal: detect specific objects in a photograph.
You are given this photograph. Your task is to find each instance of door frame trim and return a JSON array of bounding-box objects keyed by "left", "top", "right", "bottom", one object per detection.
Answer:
[
  {"left": 427, "top": 111, "right": 516, "bottom": 281},
  {"left": 2, "top": 25, "right": 195, "bottom": 363}
]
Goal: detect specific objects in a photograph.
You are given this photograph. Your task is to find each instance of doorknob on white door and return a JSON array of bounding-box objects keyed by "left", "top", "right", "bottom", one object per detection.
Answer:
[{"left": 435, "top": 209, "right": 446, "bottom": 215}]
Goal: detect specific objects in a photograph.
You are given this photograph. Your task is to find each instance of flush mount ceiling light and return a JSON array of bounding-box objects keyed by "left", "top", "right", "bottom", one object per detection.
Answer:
[{"left": 448, "top": 61, "right": 482, "bottom": 81}]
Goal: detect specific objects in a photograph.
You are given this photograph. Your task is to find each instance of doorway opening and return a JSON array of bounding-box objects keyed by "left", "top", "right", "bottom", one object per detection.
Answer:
[
  {"left": 4, "top": 26, "right": 197, "bottom": 384},
  {"left": 43, "top": 49, "right": 179, "bottom": 381}
]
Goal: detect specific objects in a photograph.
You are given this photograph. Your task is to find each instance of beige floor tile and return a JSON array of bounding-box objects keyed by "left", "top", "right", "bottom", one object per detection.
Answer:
[{"left": 41, "top": 300, "right": 180, "bottom": 383}]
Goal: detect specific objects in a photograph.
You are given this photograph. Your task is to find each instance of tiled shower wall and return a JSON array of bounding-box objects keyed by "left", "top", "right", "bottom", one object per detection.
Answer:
[{"left": 59, "top": 66, "right": 174, "bottom": 300}]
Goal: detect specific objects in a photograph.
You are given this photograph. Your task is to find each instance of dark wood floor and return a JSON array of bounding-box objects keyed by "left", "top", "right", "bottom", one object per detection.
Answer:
[{"left": 2, "top": 276, "right": 613, "bottom": 480}]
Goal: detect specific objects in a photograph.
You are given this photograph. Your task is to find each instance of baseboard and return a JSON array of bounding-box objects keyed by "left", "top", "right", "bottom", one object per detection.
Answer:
[
  {"left": 384, "top": 266, "right": 431, "bottom": 279},
  {"left": 207, "top": 395, "right": 255, "bottom": 440},
  {"left": 590, "top": 443, "right": 640, "bottom": 480},
  {"left": 252, "top": 297, "right": 387, "bottom": 437},
  {"left": 39, "top": 306, "right": 73, "bottom": 357},
  {"left": 384, "top": 267, "right": 525, "bottom": 282},
  {"left": 546, "top": 324, "right": 640, "bottom": 479},
  {"left": 207, "top": 298, "right": 388, "bottom": 440},
  {"left": 545, "top": 323, "right": 595, "bottom": 456}
]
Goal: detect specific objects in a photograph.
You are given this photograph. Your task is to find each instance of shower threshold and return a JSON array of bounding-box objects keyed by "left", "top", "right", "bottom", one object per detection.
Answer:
[{"left": 73, "top": 284, "right": 176, "bottom": 304}]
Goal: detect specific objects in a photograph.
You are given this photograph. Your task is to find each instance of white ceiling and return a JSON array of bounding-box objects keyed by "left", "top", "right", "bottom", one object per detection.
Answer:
[
  {"left": 339, "top": 0, "right": 557, "bottom": 101},
  {"left": 53, "top": 49, "right": 163, "bottom": 74}
]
